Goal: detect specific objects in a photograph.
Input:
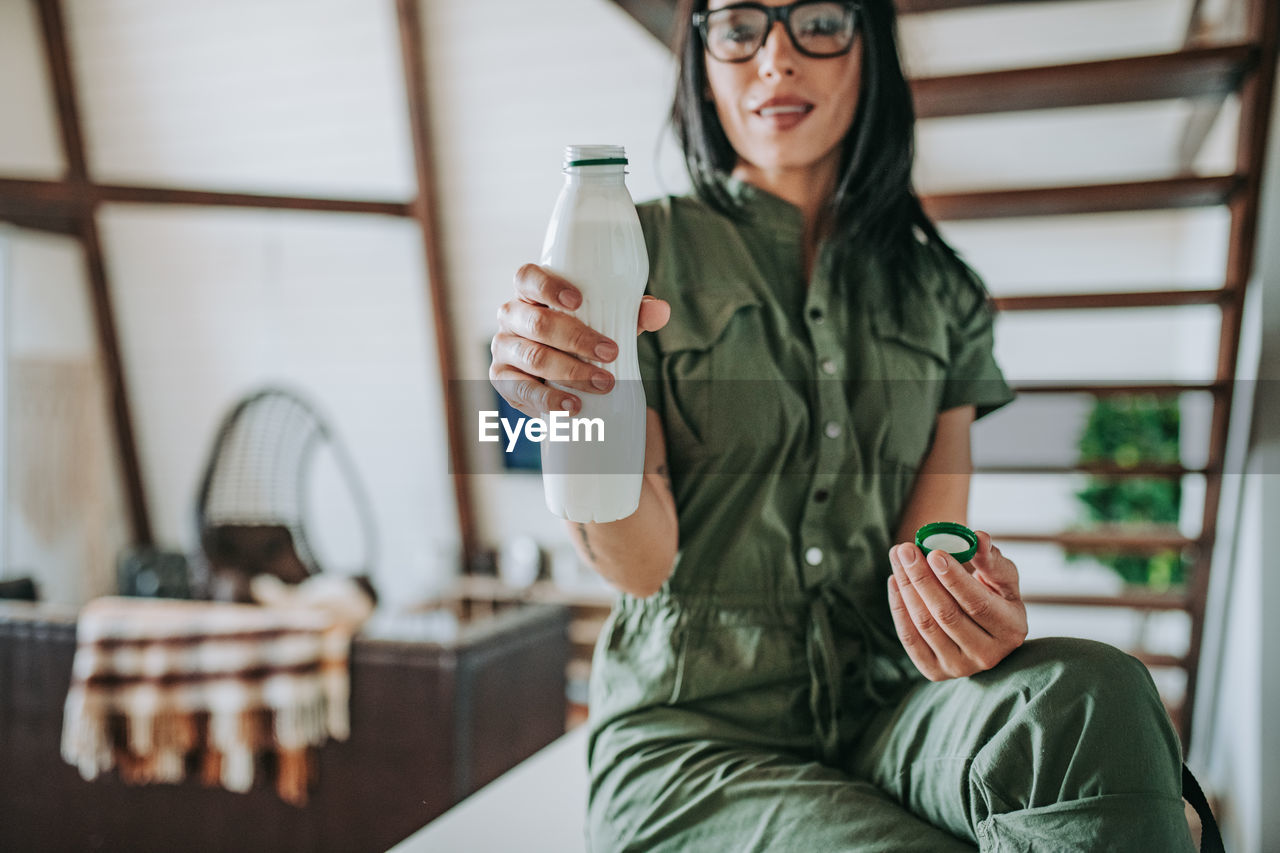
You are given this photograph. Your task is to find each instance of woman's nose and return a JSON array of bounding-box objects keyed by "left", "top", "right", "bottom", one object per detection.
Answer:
[{"left": 757, "top": 21, "right": 797, "bottom": 78}]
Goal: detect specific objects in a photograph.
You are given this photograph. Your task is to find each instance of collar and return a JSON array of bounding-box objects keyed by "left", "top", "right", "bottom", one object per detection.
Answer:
[{"left": 715, "top": 172, "right": 807, "bottom": 241}]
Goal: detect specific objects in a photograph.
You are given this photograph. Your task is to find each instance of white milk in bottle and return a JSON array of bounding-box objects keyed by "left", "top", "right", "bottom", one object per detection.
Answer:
[{"left": 539, "top": 145, "right": 648, "bottom": 523}]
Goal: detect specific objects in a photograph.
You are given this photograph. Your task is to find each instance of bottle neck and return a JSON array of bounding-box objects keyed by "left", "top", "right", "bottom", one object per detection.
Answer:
[{"left": 564, "top": 166, "right": 626, "bottom": 186}]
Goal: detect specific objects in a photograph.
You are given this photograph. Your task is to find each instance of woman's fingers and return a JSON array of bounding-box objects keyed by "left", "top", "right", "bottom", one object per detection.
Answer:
[
  {"left": 514, "top": 263, "right": 581, "bottom": 311},
  {"left": 889, "top": 545, "right": 966, "bottom": 677},
  {"left": 493, "top": 265, "right": 666, "bottom": 419},
  {"left": 637, "top": 295, "right": 671, "bottom": 334},
  {"left": 888, "top": 543, "right": 1027, "bottom": 680},
  {"left": 887, "top": 574, "right": 941, "bottom": 680},
  {"left": 970, "top": 530, "right": 1022, "bottom": 601},
  {"left": 899, "top": 545, "right": 1007, "bottom": 649},
  {"left": 497, "top": 299, "right": 618, "bottom": 365},
  {"left": 491, "top": 331, "right": 614, "bottom": 395},
  {"left": 918, "top": 548, "right": 1025, "bottom": 652},
  {"left": 506, "top": 265, "right": 618, "bottom": 363},
  {"left": 488, "top": 363, "right": 579, "bottom": 421}
]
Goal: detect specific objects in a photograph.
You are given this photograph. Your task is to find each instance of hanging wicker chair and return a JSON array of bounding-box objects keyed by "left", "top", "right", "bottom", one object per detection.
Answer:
[{"left": 193, "top": 387, "right": 377, "bottom": 602}]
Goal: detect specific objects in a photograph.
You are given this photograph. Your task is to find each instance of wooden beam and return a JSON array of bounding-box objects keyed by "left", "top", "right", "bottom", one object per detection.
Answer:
[
  {"left": 974, "top": 463, "right": 1204, "bottom": 477},
  {"left": 913, "top": 45, "right": 1257, "bottom": 119},
  {"left": 0, "top": 177, "right": 414, "bottom": 218},
  {"left": 78, "top": 215, "right": 153, "bottom": 546},
  {"left": 95, "top": 184, "right": 413, "bottom": 216},
  {"left": 0, "top": 178, "right": 81, "bottom": 233},
  {"left": 992, "top": 530, "right": 1198, "bottom": 551},
  {"left": 1021, "top": 591, "right": 1190, "bottom": 611},
  {"left": 1133, "top": 651, "right": 1188, "bottom": 670},
  {"left": 993, "top": 288, "right": 1229, "bottom": 311},
  {"left": 395, "top": 0, "right": 478, "bottom": 574},
  {"left": 896, "top": 0, "right": 1086, "bottom": 10},
  {"left": 34, "top": 0, "right": 153, "bottom": 545},
  {"left": 1184, "top": 0, "right": 1279, "bottom": 748},
  {"left": 922, "top": 175, "right": 1241, "bottom": 220},
  {"left": 33, "top": 0, "right": 86, "bottom": 182},
  {"left": 1009, "top": 381, "right": 1222, "bottom": 397}
]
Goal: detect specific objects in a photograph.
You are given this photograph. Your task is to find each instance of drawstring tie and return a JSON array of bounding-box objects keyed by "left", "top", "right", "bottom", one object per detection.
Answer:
[
  {"left": 806, "top": 589, "right": 844, "bottom": 766},
  {"left": 805, "top": 584, "right": 912, "bottom": 766}
]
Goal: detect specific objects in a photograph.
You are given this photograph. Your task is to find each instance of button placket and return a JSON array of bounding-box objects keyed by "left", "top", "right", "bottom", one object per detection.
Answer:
[{"left": 800, "top": 285, "right": 845, "bottom": 587}]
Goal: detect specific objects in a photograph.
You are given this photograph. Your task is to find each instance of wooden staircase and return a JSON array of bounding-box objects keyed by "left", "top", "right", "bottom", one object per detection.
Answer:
[{"left": 611, "top": 0, "right": 1278, "bottom": 747}]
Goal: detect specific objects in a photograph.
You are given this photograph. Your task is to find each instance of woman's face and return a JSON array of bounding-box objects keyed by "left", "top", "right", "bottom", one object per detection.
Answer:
[{"left": 703, "top": 0, "right": 863, "bottom": 180}]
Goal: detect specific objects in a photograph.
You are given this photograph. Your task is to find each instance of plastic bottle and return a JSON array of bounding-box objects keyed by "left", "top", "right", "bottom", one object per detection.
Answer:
[{"left": 539, "top": 145, "right": 648, "bottom": 523}]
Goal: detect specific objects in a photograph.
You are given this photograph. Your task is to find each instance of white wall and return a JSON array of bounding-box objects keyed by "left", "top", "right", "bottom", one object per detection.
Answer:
[
  {"left": 0, "top": 0, "right": 457, "bottom": 607},
  {"left": 0, "top": 0, "right": 62, "bottom": 178},
  {"left": 0, "top": 227, "right": 129, "bottom": 604}
]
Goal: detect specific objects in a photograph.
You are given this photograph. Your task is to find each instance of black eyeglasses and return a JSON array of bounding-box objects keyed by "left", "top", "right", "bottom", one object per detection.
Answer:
[{"left": 693, "top": 1, "right": 861, "bottom": 63}]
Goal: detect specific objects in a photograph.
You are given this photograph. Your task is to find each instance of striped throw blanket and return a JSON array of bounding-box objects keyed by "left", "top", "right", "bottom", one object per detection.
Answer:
[{"left": 61, "top": 596, "right": 352, "bottom": 806}]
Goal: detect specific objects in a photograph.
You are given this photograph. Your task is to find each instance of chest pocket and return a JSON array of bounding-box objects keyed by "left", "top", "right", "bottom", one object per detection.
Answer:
[
  {"left": 655, "top": 289, "right": 805, "bottom": 477},
  {"left": 869, "top": 307, "right": 951, "bottom": 470}
]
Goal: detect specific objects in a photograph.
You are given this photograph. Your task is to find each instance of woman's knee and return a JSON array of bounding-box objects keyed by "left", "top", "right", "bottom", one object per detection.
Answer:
[
  {"left": 979, "top": 637, "right": 1183, "bottom": 790},
  {"left": 995, "top": 638, "right": 1166, "bottom": 721}
]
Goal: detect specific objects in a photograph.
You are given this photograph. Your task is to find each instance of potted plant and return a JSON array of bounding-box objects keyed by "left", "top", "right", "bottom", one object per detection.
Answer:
[{"left": 1067, "top": 395, "right": 1186, "bottom": 590}]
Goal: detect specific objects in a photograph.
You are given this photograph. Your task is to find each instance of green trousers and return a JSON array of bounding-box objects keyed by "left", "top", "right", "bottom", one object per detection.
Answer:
[{"left": 587, "top": 637, "right": 1195, "bottom": 852}]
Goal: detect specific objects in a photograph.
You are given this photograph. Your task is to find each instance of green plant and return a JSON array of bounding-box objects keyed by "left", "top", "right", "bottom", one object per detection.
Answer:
[{"left": 1067, "top": 395, "right": 1186, "bottom": 589}]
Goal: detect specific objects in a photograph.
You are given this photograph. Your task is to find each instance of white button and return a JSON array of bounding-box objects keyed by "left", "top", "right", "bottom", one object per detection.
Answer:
[
  {"left": 824, "top": 421, "right": 842, "bottom": 439},
  {"left": 805, "top": 547, "right": 823, "bottom": 566},
  {"left": 820, "top": 359, "right": 836, "bottom": 375}
]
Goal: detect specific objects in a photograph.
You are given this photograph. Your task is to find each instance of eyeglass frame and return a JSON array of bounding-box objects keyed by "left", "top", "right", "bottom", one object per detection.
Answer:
[{"left": 692, "top": 0, "right": 862, "bottom": 63}]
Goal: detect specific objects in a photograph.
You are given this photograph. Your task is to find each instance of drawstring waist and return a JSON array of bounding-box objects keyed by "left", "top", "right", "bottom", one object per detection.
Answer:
[
  {"left": 806, "top": 592, "right": 844, "bottom": 766},
  {"left": 805, "top": 584, "right": 912, "bottom": 766},
  {"left": 608, "top": 587, "right": 913, "bottom": 765}
]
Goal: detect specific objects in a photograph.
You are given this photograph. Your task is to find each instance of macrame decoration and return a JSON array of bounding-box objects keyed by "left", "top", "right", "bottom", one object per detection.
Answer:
[{"left": 193, "top": 387, "right": 377, "bottom": 602}]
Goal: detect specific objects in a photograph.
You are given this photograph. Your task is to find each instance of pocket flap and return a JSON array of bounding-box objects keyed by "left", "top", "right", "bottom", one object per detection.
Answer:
[
  {"left": 871, "top": 306, "right": 951, "bottom": 367},
  {"left": 654, "top": 284, "right": 761, "bottom": 354}
]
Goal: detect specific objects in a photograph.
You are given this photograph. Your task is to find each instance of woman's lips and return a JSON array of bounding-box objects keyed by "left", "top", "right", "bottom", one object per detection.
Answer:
[{"left": 752, "top": 100, "right": 814, "bottom": 130}]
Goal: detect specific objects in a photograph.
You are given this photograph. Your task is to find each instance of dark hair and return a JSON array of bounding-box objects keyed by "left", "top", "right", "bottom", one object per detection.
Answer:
[{"left": 670, "top": 0, "right": 981, "bottom": 310}]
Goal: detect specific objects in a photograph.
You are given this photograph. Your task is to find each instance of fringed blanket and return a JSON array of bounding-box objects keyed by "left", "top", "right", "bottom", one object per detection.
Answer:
[{"left": 61, "top": 596, "right": 352, "bottom": 806}]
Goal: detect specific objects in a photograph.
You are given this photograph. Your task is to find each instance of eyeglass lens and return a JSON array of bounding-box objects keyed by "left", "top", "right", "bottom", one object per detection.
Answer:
[{"left": 703, "top": 2, "right": 856, "bottom": 62}]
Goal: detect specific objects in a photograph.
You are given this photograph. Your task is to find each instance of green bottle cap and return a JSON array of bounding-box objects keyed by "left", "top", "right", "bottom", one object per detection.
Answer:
[{"left": 915, "top": 522, "right": 978, "bottom": 564}]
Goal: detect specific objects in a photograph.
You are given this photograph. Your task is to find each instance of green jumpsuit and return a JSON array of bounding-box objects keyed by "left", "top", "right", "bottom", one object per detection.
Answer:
[{"left": 585, "top": 177, "right": 1196, "bottom": 852}]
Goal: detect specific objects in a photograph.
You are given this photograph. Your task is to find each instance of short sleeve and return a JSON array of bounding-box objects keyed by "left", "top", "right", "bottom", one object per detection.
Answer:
[{"left": 939, "top": 263, "right": 1016, "bottom": 421}]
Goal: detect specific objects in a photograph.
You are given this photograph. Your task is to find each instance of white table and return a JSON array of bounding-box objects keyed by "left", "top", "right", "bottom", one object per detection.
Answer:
[{"left": 389, "top": 724, "right": 589, "bottom": 853}]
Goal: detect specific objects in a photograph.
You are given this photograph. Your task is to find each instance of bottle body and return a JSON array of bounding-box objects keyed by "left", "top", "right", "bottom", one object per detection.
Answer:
[{"left": 539, "top": 146, "right": 648, "bottom": 524}]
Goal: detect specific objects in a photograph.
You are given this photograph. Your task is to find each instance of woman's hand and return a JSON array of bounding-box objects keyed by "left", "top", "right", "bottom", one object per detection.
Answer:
[
  {"left": 490, "top": 264, "right": 670, "bottom": 419},
  {"left": 886, "top": 530, "right": 1027, "bottom": 681}
]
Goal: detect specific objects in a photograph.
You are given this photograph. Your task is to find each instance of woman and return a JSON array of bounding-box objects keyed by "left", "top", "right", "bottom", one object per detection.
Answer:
[{"left": 490, "top": 0, "right": 1197, "bottom": 849}]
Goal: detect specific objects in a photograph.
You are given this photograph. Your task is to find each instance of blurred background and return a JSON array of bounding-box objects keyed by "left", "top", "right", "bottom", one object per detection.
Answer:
[{"left": 0, "top": 0, "right": 1277, "bottom": 850}]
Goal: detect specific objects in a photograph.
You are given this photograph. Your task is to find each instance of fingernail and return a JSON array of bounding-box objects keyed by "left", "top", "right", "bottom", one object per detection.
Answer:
[
  {"left": 591, "top": 371, "right": 612, "bottom": 391},
  {"left": 558, "top": 290, "right": 581, "bottom": 309},
  {"left": 561, "top": 397, "right": 578, "bottom": 415},
  {"left": 900, "top": 545, "right": 917, "bottom": 566},
  {"left": 930, "top": 551, "right": 949, "bottom": 574},
  {"left": 595, "top": 341, "right": 617, "bottom": 361}
]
